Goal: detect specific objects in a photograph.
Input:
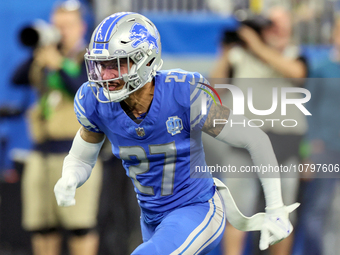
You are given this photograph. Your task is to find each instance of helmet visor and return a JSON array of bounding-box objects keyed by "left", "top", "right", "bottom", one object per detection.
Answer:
[{"left": 85, "top": 56, "right": 131, "bottom": 83}]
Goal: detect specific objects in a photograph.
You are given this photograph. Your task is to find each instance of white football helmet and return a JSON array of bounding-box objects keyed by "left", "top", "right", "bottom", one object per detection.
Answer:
[{"left": 85, "top": 12, "right": 163, "bottom": 103}]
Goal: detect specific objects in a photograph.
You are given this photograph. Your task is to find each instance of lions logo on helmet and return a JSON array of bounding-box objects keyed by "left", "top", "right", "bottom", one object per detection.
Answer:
[{"left": 129, "top": 23, "right": 159, "bottom": 53}]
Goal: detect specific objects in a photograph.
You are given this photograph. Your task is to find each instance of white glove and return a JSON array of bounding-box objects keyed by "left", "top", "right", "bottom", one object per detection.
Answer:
[
  {"left": 54, "top": 174, "right": 78, "bottom": 207},
  {"left": 259, "top": 203, "right": 300, "bottom": 250}
]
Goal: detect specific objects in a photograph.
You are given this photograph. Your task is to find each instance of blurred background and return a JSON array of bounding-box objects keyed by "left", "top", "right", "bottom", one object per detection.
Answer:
[{"left": 1, "top": 0, "right": 340, "bottom": 255}]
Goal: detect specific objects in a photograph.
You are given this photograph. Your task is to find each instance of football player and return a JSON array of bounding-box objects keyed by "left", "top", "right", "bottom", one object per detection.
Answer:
[{"left": 54, "top": 12, "right": 298, "bottom": 254}]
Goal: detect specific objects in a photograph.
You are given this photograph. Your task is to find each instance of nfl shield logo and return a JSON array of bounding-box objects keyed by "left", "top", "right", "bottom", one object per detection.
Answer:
[
  {"left": 135, "top": 127, "right": 145, "bottom": 137},
  {"left": 166, "top": 116, "right": 183, "bottom": 136}
]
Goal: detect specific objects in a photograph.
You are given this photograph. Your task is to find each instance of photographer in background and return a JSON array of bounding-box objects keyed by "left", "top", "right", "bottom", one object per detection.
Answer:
[
  {"left": 205, "top": 6, "right": 308, "bottom": 255},
  {"left": 211, "top": 7, "right": 307, "bottom": 79},
  {"left": 12, "top": 1, "right": 103, "bottom": 255}
]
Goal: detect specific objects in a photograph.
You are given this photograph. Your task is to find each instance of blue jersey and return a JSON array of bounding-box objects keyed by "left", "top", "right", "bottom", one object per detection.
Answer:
[{"left": 74, "top": 69, "right": 214, "bottom": 223}]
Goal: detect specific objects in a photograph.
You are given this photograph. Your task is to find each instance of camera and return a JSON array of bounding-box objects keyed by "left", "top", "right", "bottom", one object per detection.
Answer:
[
  {"left": 19, "top": 19, "right": 61, "bottom": 48},
  {"left": 222, "top": 9, "right": 273, "bottom": 45}
]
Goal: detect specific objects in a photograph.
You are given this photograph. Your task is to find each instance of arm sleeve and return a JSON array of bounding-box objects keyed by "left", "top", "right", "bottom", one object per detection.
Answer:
[
  {"left": 63, "top": 129, "right": 105, "bottom": 187},
  {"left": 215, "top": 111, "right": 283, "bottom": 208}
]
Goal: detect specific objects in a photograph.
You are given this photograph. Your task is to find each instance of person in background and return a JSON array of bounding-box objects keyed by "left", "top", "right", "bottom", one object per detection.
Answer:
[
  {"left": 12, "top": 1, "right": 102, "bottom": 255},
  {"left": 300, "top": 15, "right": 340, "bottom": 255},
  {"left": 205, "top": 6, "right": 308, "bottom": 255}
]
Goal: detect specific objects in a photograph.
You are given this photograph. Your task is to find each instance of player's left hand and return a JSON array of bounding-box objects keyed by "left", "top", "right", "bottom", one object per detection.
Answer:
[{"left": 259, "top": 203, "right": 300, "bottom": 250}]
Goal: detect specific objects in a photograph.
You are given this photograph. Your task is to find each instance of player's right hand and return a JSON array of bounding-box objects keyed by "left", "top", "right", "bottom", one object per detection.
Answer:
[{"left": 54, "top": 174, "right": 78, "bottom": 207}]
